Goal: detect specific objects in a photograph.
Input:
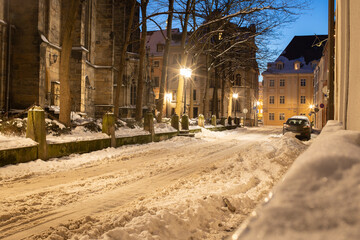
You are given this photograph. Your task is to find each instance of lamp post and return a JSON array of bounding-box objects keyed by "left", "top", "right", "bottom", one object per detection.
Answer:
[
  {"left": 180, "top": 68, "right": 192, "bottom": 114},
  {"left": 165, "top": 93, "right": 172, "bottom": 117},
  {"left": 232, "top": 93, "right": 238, "bottom": 118}
]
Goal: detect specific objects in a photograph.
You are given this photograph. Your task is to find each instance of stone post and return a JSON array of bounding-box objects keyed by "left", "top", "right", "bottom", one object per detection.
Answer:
[
  {"left": 198, "top": 114, "right": 205, "bottom": 127},
  {"left": 235, "top": 117, "right": 240, "bottom": 126},
  {"left": 171, "top": 114, "right": 180, "bottom": 131},
  {"left": 144, "top": 112, "right": 154, "bottom": 135},
  {"left": 228, "top": 116, "right": 232, "bottom": 126},
  {"left": 102, "top": 112, "right": 116, "bottom": 147},
  {"left": 181, "top": 114, "right": 189, "bottom": 130},
  {"left": 26, "top": 106, "right": 47, "bottom": 160},
  {"left": 220, "top": 117, "right": 226, "bottom": 126},
  {"left": 211, "top": 115, "right": 216, "bottom": 126}
]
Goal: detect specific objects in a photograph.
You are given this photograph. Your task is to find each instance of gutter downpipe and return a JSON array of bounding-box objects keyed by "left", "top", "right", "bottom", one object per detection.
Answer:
[{"left": 327, "top": 0, "right": 335, "bottom": 121}]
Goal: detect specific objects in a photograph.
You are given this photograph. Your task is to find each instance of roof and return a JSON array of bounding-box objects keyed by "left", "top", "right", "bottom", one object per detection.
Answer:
[{"left": 280, "top": 35, "right": 328, "bottom": 64}]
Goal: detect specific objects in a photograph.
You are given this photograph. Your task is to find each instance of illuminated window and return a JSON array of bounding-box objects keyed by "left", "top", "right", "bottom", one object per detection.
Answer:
[
  {"left": 280, "top": 79, "right": 285, "bottom": 86},
  {"left": 279, "top": 113, "right": 285, "bottom": 120},
  {"left": 235, "top": 74, "right": 241, "bottom": 86},
  {"left": 301, "top": 96, "right": 306, "bottom": 104},
  {"left": 269, "top": 113, "right": 275, "bottom": 120},
  {"left": 280, "top": 96, "right": 285, "bottom": 104},
  {"left": 294, "top": 62, "right": 301, "bottom": 70},
  {"left": 269, "top": 96, "right": 275, "bottom": 104}
]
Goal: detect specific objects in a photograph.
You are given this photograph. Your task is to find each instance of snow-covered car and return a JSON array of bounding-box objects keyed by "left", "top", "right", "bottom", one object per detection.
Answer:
[{"left": 283, "top": 115, "right": 311, "bottom": 140}]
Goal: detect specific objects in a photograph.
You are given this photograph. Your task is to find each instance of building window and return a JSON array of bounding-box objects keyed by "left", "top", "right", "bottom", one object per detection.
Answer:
[
  {"left": 157, "top": 44, "right": 164, "bottom": 52},
  {"left": 130, "top": 84, "right": 136, "bottom": 105},
  {"left": 280, "top": 96, "right": 285, "bottom": 104},
  {"left": 294, "top": 62, "right": 301, "bottom": 70},
  {"left": 235, "top": 74, "right": 241, "bottom": 86},
  {"left": 279, "top": 113, "right": 285, "bottom": 120},
  {"left": 154, "top": 77, "right": 159, "bottom": 87},
  {"left": 300, "top": 96, "right": 306, "bottom": 104},
  {"left": 269, "top": 113, "right": 275, "bottom": 120},
  {"left": 300, "top": 113, "right": 306, "bottom": 116},
  {"left": 172, "top": 90, "right": 176, "bottom": 101},
  {"left": 269, "top": 79, "right": 275, "bottom": 87},
  {"left": 280, "top": 79, "right": 285, "bottom": 87},
  {"left": 301, "top": 79, "right": 306, "bottom": 86},
  {"left": 193, "top": 89, "right": 197, "bottom": 101},
  {"left": 154, "top": 61, "right": 159, "bottom": 67},
  {"left": 269, "top": 96, "right": 275, "bottom": 104}
]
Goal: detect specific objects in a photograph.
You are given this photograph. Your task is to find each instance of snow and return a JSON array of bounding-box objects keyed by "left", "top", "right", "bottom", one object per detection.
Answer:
[
  {"left": 0, "top": 126, "right": 311, "bottom": 240},
  {"left": 0, "top": 133, "right": 37, "bottom": 150},
  {"left": 233, "top": 120, "right": 360, "bottom": 240}
]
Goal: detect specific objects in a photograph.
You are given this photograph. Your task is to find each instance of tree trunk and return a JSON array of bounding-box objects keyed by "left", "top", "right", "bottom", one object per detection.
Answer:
[
  {"left": 228, "top": 85, "right": 233, "bottom": 118},
  {"left": 202, "top": 53, "right": 210, "bottom": 117},
  {"left": 156, "top": 0, "right": 174, "bottom": 122},
  {"left": 135, "top": 0, "right": 148, "bottom": 121},
  {"left": 175, "top": 0, "right": 193, "bottom": 116},
  {"left": 113, "top": 0, "right": 136, "bottom": 117},
  {"left": 221, "top": 69, "right": 226, "bottom": 117},
  {"left": 189, "top": 81, "right": 194, "bottom": 118},
  {"left": 59, "top": 0, "right": 82, "bottom": 127}
]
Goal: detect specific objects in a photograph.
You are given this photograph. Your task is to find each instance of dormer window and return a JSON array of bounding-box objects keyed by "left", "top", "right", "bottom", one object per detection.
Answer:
[
  {"left": 157, "top": 44, "right": 164, "bottom": 52},
  {"left": 294, "top": 61, "right": 301, "bottom": 70},
  {"left": 276, "top": 62, "right": 284, "bottom": 70}
]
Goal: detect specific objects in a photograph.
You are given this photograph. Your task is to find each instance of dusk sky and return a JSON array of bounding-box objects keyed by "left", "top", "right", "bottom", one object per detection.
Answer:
[{"left": 268, "top": 0, "right": 329, "bottom": 62}]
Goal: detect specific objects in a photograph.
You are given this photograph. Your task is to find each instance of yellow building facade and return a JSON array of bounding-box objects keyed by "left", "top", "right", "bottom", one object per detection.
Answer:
[{"left": 262, "top": 35, "right": 327, "bottom": 126}]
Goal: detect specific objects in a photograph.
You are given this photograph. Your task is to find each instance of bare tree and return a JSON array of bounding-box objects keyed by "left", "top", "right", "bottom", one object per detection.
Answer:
[
  {"left": 156, "top": 0, "right": 174, "bottom": 122},
  {"left": 135, "top": 0, "right": 150, "bottom": 121},
  {"left": 59, "top": 0, "right": 82, "bottom": 127},
  {"left": 114, "top": 0, "right": 137, "bottom": 117},
  {"left": 175, "top": 0, "right": 195, "bottom": 116}
]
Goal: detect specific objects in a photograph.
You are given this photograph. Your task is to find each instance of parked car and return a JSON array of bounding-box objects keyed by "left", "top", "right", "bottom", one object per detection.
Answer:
[{"left": 283, "top": 116, "right": 312, "bottom": 140}]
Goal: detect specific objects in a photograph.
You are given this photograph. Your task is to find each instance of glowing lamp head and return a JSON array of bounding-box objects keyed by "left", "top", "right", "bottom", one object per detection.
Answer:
[
  {"left": 180, "top": 68, "right": 192, "bottom": 78},
  {"left": 232, "top": 93, "right": 238, "bottom": 99},
  {"left": 309, "top": 104, "right": 315, "bottom": 109},
  {"left": 165, "top": 93, "right": 172, "bottom": 101}
]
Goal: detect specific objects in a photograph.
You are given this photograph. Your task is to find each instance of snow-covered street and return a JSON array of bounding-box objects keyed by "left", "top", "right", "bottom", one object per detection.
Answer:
[{"left": 0, "top": 127, "right": 309, "bottom": 240}]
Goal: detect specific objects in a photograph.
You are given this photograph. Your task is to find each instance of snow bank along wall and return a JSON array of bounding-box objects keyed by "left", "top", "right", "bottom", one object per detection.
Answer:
[{"left": 232, "top": 120, "right": 360, "bottom": 240}]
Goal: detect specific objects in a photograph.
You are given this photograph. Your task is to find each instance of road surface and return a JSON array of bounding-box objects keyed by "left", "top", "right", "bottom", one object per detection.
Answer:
[{"left": 0, "top": 127, "right": 308, "bottom": 239}]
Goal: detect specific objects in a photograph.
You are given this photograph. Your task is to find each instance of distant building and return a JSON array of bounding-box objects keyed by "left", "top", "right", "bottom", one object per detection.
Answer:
[
  {"left": 146, "top": 27, "right": 259, "bottom": 124},
  {"left": 313, "top": 41, "right": 329, "bottom": 130},
  {"left": 262, "top": 35, "right": 327, "bottom": 126}
]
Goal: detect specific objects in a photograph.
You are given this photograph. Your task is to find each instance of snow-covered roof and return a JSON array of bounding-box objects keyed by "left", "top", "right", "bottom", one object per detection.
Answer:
[
  {"left": 146, "top": 29, "right": 181, "bottom": 56},
  {"left": 263, "top": 35, "right": 327, "bottom": 75}
]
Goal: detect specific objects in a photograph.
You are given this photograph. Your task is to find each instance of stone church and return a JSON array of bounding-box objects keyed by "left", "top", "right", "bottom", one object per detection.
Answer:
[{"left": 0, "top": 0, "right": 140, "bottom": 118}]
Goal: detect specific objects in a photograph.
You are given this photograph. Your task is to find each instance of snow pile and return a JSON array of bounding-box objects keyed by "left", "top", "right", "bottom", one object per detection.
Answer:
[
  {"left": 0, "top": 133, "right": 37, "bottom": 150},
  {"left": 234, "top": 121, "right": 360, "bottom": 240},
  {"left": 154, "top": 123, "right": 177, "bottom": 133}
]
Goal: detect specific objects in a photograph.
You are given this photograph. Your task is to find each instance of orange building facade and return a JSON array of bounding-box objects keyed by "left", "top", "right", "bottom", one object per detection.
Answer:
[{"left": 262, "top": 35, "right": 327, "bottom": 126}]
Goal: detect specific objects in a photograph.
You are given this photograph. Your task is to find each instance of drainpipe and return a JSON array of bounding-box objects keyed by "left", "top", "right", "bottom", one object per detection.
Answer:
[
  {"left": 5, "top": 0, "right": 11, "bottom": 113},
  {"left": 327, "top": 0, "right": 335, "bottom": 120}
]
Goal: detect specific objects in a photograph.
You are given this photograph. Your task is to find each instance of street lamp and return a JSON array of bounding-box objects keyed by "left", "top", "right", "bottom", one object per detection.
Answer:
[
  {"left": 180, "top": 68, "right": 192, "bottom": 114},
  {"left": 165, "top": 93, "right": 172, "bottom": 117},
  {"left": 232, "top": 93, "right": 238, "bottom": 118}
]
